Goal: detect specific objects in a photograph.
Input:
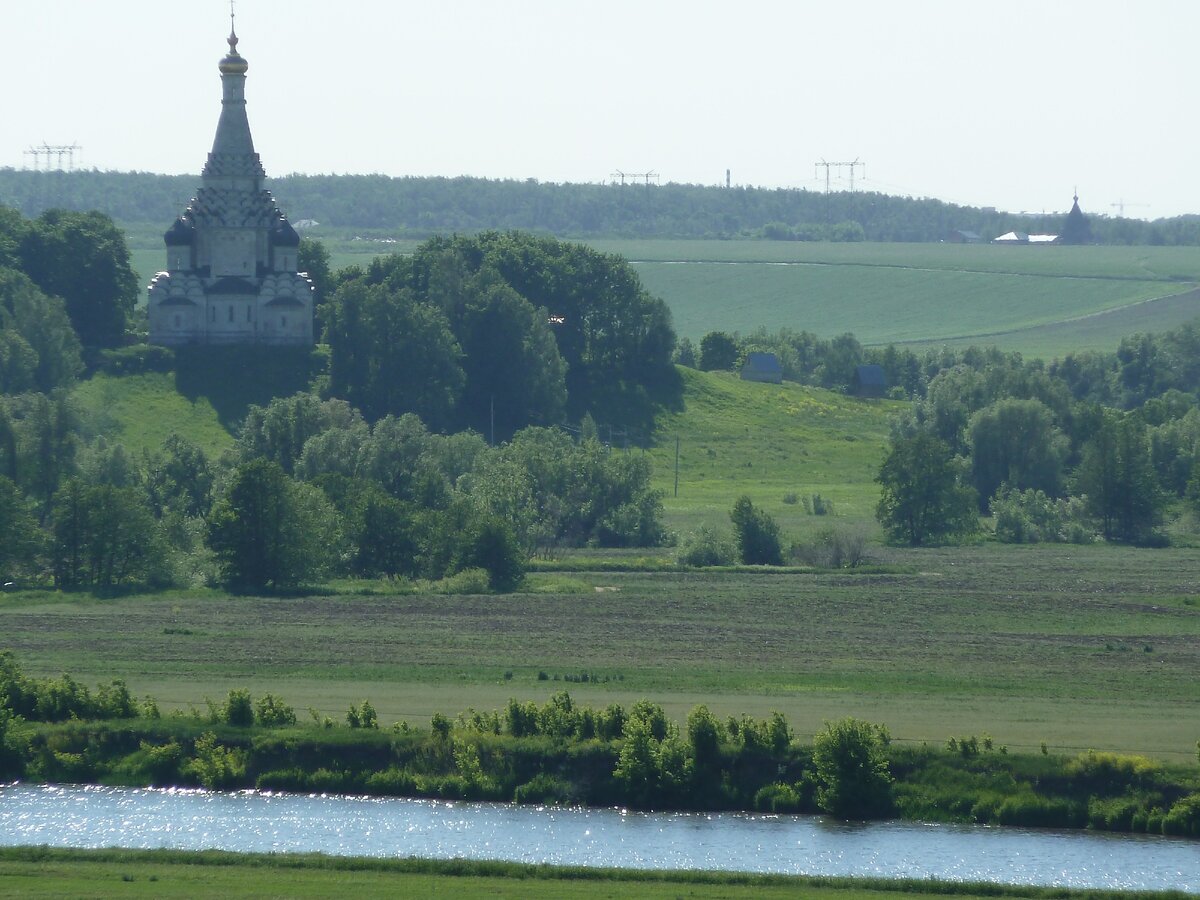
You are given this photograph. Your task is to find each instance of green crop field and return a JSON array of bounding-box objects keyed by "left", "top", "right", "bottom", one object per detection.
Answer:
[{"left": 124, "top": 229, "right": 1200, "bottom": 360}]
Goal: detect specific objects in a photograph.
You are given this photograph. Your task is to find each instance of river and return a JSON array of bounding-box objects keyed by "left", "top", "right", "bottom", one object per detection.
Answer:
[{"left": 1, "top": 784, "right": 1195, "bottom": 891}]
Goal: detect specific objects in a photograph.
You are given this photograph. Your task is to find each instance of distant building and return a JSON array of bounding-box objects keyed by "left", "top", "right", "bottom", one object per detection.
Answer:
[
  {"left": 944, "top": 229, "right": 982, "bottom": 244},
  {"left": 740, "top": 352, "right": 783, "bottom": 384},
  {"left": 148, "top": 21, "right": 314, "bottom": 347},
  {"left": 852, "top": 364, "right": 887, "bottom": 398},
  {"left": 992, "top": 231, "right": 1058, "bottom": 245},
  {"left": 1059, "top": 193, "right": 1093, "bottom": 245}
]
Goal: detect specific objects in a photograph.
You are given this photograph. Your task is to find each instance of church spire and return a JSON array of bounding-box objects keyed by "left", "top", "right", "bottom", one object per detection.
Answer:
[{"left": 205, "top": 7, "right": 264, "bottom": 178}]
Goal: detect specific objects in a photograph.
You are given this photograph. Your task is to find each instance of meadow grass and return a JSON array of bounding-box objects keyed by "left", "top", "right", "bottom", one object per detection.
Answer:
[
  {"left": 4, "top": 542, "right": 1198, "bottom": 762},
  {"left": 71, "top": 372, "right": 233, "bottom": 460},
  {"left": 648, "top": 368, "right": 904, "bottom": 528},
  {"left": 0, "top": 848, "right": 1170, "bottom": 900}
]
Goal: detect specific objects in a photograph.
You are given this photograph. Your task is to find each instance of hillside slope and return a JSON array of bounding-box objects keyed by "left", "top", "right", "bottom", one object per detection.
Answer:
[{"left": 648, "top": 367, "right": 903, "bottom": 533}]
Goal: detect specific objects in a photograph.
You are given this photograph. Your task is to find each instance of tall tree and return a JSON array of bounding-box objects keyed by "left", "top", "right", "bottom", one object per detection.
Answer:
[
  {"left": 19, "top": 209, "right": 138, "bottom": 350},
  {"left": 876, "top": 431, "right": 978, "bottom": 546},
  {"left": 0, "top": 476, "right": 43, "bottom": 580},
  {"left": 1075, "top": 412, "right": 1163, "bottom": 543},
  {"left": 967, "top": 398, "right": 1068, "bottom": 509},
  {"left": 207, "top": 458, "right": 340, "bottom": 590}
]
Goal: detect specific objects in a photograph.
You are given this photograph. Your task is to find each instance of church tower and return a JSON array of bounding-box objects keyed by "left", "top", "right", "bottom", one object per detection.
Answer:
[{"left": 148, "top": 17, "right": 314, "bottom": 346}]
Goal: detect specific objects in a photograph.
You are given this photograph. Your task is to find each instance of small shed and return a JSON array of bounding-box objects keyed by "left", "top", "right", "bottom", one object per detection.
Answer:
[
  {"left": 853, "top": 364, "right": 887, "bottom": 398},
  {"left": 740, "top": 351, "right": 783, "bottom": 384}
]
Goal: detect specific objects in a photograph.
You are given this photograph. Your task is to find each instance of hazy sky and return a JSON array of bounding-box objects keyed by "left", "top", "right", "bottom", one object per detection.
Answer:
[{"left": 8, "top": 1, "right": 1198, "bottom": 218}]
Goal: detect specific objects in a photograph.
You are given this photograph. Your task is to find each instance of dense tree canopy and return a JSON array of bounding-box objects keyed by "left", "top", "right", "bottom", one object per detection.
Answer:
[
  {"left": 0, "top": 269, "right": 82, "bottom": 393},
  {"left": 324, "top": 232, "right": 678, "bottom": 435},
  {"left": 17, "top": 209, "right": 138, "bottom": 350}
]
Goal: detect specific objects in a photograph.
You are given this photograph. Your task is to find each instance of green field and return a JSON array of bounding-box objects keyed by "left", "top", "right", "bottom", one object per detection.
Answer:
[
  {"left": 0, "top": 849, "right": 1152, "bottom": 900},
  {"left": 5, "top": 541, "right": 1199, "bottom": 762},
  {"left": 124, "top": 231, "right": 1200, "bottom": 360}
]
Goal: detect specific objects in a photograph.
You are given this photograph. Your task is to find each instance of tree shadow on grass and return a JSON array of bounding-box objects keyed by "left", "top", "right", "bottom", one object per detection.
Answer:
[{"left": 173, "top": 346, "right": 329, "bottom": 431}]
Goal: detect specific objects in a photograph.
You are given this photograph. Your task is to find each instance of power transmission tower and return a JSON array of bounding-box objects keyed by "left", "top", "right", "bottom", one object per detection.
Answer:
[
  {"left": 24, "top": 143, "right": 82, "bottom": 171},
  {"left": 814, "top": 158, "right": 865, "bottom": 192},
  {"left": 610, "top": 170, "right": 659, "bottom": 187}
]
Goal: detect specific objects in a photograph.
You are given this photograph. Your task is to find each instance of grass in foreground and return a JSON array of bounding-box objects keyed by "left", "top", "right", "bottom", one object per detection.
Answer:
[{"left": 0, "top": 848, "right": 1185, "bottom": 900}]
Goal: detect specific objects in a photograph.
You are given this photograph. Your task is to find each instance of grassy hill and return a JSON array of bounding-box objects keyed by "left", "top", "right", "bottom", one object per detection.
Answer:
[{"left": 647, "top": 367, "right": 902, "bottom": 535}]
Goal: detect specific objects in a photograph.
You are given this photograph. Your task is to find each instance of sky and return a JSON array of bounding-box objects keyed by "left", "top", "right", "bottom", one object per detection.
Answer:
[{"left": 7, "top": 0, "right": 1199, "bottom": 219}]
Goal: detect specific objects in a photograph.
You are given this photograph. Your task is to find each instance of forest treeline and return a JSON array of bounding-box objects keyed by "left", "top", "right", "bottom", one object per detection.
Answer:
[{"left": 3, "top": 168, "right": 1198, "bottom": 244}]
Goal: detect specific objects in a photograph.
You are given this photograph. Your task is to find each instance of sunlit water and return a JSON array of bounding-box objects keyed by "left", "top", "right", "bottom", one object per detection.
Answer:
[{"left": 1, "top": 784, "right": 1196, "bottom": 891}]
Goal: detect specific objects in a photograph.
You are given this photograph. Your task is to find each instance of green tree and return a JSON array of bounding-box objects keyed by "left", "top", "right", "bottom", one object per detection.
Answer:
[
  {"left": 19, "top": 209, "right": 138, "bottom": 349},
  {"left": 875, "top": 431, "right": 978, "bottom": 546},
  {"left": 812, "top": 718, "right": 894, "bottom": 820},
  {"left": 1075, "top": 412, "right": 1163, "bottom": 543},
  {"left": 16, "top": 391, "right": 80, "bottom": 518},
  {"left": 50, "top": 479, "right": 165, "bottom": 589},
  {"left": 0, "top": 268, "right": 83, "bottom": 392},
  {"left": 0, "top": 476, "right": 43, "bottom": 580},
  {"left": 349, "top": 488, "right": 420, "bottom": 579},
  {"left": 729, "top": 495, "right": 784, "bottom": 565},
  {"left": 967, "top": 398, "right": 1068, "bottom": 510},
  {"left": 143, "top": 433, "right": 214, "bottom": 519},
  {"left": 238, "top": 394, "right": 363, "bottom": 476},
  {"left": 441, "top": 271, "right": 566, "bottom": 440},
  {"left": 699, "top": 331, "right": 739, "bottom": 371},
  {"left": 323, "top": 280, "right": 464, "bottom": 429},
  {"left": 206, "top": 458, "right": 341, "bottom": 590}
]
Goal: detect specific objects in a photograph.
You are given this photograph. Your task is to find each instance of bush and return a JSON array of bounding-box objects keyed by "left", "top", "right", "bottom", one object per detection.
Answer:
[
  {"left": 514, "top": 773, "right": 576, "bottom": 805},
  {"left": 346, "top": 700, "right": 378, "bottom": 729},
  {"left": 254, "top": 693, "right": 297, "bottom": 728},
  {"left": 754, "top": 782, "right": 805, "bottom": 813},
  {"left": 792, "top": 527, "right": 868, "bottom": 568},
  {"left": 97, "top": 343, "right": 175, "bottom": 376},
  {"left": 222, "top": 689, "right": 254, "bottom": 727},
  {"left": 991, "top": 486, "right": 1093, "bottom": 544},
  {"left": 812, "top": 718, "right": 894, "bottom": 820},
  {"left": 801, "top": 493, "right": 834, "bottom": 516},
  {"left": 1162, "top": 793, "right": 1200, "bottom": 836},
  {"left": 183, "top": 732, "right": 246, "bottom": 789},
  {"left": 730, "top": 496, "right": 783, "bottom": 566},
  {"left": 677, "top": 526, "right": 737, "bottom": 567}
]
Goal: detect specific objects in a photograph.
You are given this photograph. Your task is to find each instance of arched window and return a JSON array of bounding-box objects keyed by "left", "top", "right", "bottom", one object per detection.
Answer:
[
  {"left": 228, "top": 305, "right": 234, "bottom": 322},
  {"left": 174, "top": 314, "right": 181, "bottom": 328}
]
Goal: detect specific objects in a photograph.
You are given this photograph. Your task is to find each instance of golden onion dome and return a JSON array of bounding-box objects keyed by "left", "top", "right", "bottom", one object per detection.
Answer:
[{"left": 219, "top": 30, "right": 248, "bottom": 74}]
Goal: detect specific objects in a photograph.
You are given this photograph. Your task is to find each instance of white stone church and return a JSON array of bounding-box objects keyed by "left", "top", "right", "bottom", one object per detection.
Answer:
[{"left": 148, "top": 24, "right": 314, "bottom": 346}]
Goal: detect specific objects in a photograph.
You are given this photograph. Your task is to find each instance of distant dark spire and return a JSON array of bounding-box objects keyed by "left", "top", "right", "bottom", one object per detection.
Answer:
[{"left": 1061, "top": 190, "right": 1092, "bottom": 245}]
